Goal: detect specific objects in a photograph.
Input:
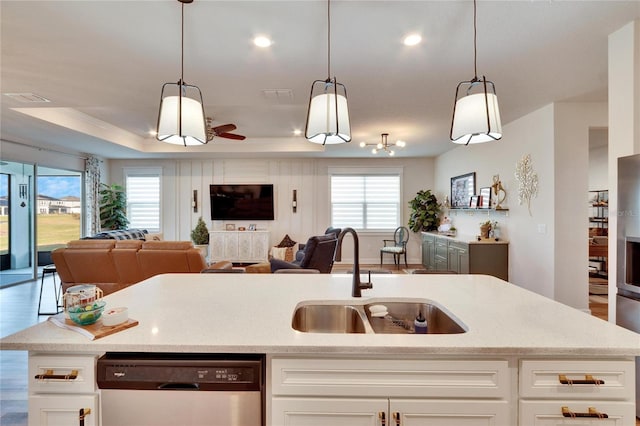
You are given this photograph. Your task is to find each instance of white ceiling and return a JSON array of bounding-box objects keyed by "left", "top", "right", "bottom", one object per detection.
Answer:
[{"left": 1, "top": 1, "right": 638, "bottom": 160}]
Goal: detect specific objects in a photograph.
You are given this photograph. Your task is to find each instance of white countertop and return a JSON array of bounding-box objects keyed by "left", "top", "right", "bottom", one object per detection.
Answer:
[{"left": 1, "top": 274, "right": 638, "bottom": 356}]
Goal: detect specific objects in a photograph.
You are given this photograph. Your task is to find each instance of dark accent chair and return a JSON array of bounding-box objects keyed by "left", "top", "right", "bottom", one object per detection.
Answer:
[
  {"left": 294, "top": 227, "right": 341, "bottom": 263},
  {"left": 380, "top": 226, "right": 409, "bottom": 269},
  {"left": 270, "top": 233, "right": 338, "bottom": 273}
]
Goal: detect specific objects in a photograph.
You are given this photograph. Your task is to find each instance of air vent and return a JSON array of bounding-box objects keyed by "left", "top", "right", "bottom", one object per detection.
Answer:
[
  {"left": 261, "top": 89, "right": 293, "bottom": 103},
  {"left": 4, "top": 93, "right": 51, "bottom": 103}
]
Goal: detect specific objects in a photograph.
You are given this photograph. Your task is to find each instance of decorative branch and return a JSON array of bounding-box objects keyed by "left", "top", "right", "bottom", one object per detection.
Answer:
[{"left": 515, "top": 154, "right": 538, "bottom": 216}]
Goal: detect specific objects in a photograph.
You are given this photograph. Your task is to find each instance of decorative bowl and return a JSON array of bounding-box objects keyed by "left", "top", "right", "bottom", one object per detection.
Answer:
[{"left": 67, "top": 300, "right": 106, "bottom": 326}]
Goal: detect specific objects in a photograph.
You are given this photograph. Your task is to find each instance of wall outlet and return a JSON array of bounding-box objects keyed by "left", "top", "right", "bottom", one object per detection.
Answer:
[{"left": 537, "top": 224, "right": 547, "bottom": 234}]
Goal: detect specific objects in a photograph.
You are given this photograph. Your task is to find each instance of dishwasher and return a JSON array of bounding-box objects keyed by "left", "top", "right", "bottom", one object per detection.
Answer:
[{"left": 97, "top": 352, "right": 264, "bottom": 426}]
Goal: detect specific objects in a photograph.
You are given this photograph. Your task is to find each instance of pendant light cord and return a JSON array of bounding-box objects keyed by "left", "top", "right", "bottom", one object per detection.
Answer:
[
  {"left": 473, "top": 0, "right": 478, "bottom": 80},
  {"left": 327, "top": 0, "right": 331, "bottom": 79},
  {"left": 181, "top": 1, "right": 185, "bottom": 85}
]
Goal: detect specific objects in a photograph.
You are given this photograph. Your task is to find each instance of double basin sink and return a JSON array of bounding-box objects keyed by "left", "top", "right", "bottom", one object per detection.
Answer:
[{"left": 292, "top": 298, "right": 467, "bottom": 334}]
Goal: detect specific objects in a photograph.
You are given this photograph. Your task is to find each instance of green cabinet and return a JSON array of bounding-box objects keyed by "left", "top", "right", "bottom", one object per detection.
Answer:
[{"left": 421, "top": 233, "right": 508, "bottom": 280}]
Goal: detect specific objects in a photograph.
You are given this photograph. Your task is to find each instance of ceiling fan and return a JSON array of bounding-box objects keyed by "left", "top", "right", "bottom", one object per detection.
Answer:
[{"left": 206, "top": 117, "right": 246, "bottom": 141}]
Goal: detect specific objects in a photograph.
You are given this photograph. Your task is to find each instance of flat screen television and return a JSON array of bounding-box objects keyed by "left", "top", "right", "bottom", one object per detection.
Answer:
[{"left": 210, "top": 184, "right": 274, "bottom": 221}]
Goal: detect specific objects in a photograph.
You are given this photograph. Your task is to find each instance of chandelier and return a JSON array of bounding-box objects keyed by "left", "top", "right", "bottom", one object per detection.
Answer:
[{"left": 359, "top": 133, "right": 406, "bottom": 156}]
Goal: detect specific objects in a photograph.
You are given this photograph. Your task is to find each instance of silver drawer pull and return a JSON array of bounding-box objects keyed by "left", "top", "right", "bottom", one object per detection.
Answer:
[
  {"left": 558, "top": 374, "right": 605, "bottom": 385},
  {"left": 34, "top": 369, "right": 79, "bottom": 381}
]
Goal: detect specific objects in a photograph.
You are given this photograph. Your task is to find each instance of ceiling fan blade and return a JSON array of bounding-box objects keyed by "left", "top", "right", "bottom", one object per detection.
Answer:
[
  {"left": 218, "top": 132, "right": 246, "bottom": 141},
  {"left": 212, "top": 124, "right": 236, "bottom": 134}
]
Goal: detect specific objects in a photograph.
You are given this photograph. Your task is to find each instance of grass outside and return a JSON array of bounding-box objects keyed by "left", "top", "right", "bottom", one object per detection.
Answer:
[{"left": 0, "top": 214, "right": 80, "bottom": 254}]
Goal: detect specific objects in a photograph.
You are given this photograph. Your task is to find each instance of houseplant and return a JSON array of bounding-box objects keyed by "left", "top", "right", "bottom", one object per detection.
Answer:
[
  {"left": 408, "top": 190, "right": 441, "bottom": 232},
  {"left": 191, "top": 217, "right": 210, "bottom": 260},
  {"left": 99, "top": 183, "right": 129, "bottom": 230}
]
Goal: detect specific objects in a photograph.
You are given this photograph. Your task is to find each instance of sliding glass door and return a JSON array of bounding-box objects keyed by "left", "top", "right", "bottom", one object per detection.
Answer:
[
  {"left": 0, "top": 162, "right": 82, "bottom": 288},
  {"left": 0, "top": 161, "right": 35, "bottom": 287}
]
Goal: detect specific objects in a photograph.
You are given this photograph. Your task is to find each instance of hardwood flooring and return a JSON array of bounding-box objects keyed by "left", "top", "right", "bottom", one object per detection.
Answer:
[{"left": 1, "top": 267, "right": 637, "bottom": 426}]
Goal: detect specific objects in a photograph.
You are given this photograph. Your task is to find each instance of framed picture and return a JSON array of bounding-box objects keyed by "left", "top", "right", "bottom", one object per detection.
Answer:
[
  {"left": 479, "top": 187, "right": 492, "bottom": 209},
  {"left": 450, "top": 172, "right": 476, "bottom": 208},
  {"left": 248, "top": 224, "right": 256, "bottom": 231},
  {"left": 225, "top": 223, "right": 236, "bottom": 231},
  {"left": 469, "top": 195, "right": 480, "bottom": 208}
]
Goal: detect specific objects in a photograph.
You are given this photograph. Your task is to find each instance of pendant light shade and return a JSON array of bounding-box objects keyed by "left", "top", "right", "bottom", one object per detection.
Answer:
[
  {"left": 450, "top": 77, "right": 502, "bottom": 144},
  {"left": 156, "top": 0, "right": 207, "bottom": 147},
  {"left": 450, "top": 0, "right": 502, "bottom": 145},
  {"left": 305, "top": 78, "right": 351, "bottom": 145},
  {"left": 157, "top": 83, "right": 207, "bottom": 146},
  {"left": 305, "top": 0, "right": 351, "bottom": 145}
]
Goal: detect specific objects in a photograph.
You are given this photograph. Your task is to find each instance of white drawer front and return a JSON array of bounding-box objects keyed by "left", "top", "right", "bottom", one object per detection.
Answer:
[
  {"left": 29, "top": 354, "right": 97, "bottom": 394},
  {"left": 519, "top": 400, "right": 635, "bottom": 426},
  {"left": 272, "top": 358, "right": 510, "bottom": 398},
  {"left": 520, "top": 359, "right": 634, "bottom": 400},
  {"left": 29, "top": 394, "right": 98, "bottom": 426}
]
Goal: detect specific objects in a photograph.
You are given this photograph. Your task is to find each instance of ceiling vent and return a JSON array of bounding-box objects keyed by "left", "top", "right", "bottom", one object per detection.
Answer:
[
  {"left": 261, "top": 89, "right": 294, "bottom": 103},
  {"left": 4, "top": 93, "right": 51, "bottom": 103}
]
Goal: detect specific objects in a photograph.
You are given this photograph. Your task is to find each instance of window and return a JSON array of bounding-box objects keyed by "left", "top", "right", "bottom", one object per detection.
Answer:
[
  {"left": 330, "top": 173, "right": 401, "bottom": 230},
  {"left": 125, "top": 170, "right": 161, "bottom": 232}
]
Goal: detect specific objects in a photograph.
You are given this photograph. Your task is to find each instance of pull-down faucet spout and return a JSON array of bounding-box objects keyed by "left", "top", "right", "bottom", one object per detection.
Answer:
[{"left": 335, "top": 227, "right": 372, "bottom": 297}]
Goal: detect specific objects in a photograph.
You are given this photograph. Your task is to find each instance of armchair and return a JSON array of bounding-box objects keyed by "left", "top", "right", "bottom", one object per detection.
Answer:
[
  {"left": 380, "top": 226, "right": 409, "bottom": 269},
  {"left": 270, "top": 233, "right": 338, "bottom": 273},
  {"left": 294, "top": 227, "right": 341, "bottom": 263}
]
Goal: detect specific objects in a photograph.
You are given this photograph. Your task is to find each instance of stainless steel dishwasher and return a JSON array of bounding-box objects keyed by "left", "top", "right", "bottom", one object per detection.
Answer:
[{"left": 97, "top": 353, "right": 264, "bottom": 426}]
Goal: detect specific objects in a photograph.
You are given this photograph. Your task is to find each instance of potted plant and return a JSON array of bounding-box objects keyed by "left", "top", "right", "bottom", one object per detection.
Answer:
[
  {"left": 408, "top": 190, "right": 441, "bottom": 232},
  {"left": 99, "top": 183, "right": 129, "bottom": 230},
  {"left": 191, "top": 217, "right": 210, "bottom": 260}
]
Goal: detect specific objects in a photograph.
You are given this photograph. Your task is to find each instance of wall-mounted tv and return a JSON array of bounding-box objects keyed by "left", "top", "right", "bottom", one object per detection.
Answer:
[{"left": 210, "top": 184, "right": 274, "bottom": 221}]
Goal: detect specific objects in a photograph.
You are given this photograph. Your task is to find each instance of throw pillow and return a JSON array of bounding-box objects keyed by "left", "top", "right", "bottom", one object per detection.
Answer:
[{"left": 277, "top": 234, "right": 297, "bottom": 248}]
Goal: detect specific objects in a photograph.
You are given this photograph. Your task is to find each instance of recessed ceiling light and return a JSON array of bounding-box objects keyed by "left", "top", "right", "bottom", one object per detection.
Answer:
[
  {"left": 293, "top": 129, "right": 302, "bottom": 136},
  {"left": 254, "top": 36, "right": 272, "bottom": 48},
  {"left": 403, "top": 34, "right": 422, "bottom": 46}
]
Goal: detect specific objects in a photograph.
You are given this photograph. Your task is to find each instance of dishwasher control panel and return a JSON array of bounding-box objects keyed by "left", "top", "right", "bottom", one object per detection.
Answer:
[{"left": 97, "top": 353, "right": 264, "bottom": 391}]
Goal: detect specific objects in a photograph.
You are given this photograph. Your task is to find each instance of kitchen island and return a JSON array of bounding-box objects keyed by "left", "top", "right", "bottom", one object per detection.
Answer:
[{"left": 2, "top": 273, "right": 639, "bottom": 425}]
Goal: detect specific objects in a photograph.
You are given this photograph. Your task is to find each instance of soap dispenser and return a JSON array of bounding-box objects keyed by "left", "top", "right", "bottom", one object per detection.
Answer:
[{"left": 414, "top": 310, "right": 428, "bottom": 334}]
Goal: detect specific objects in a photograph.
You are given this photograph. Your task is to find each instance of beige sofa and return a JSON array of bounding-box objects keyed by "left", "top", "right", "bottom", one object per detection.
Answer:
[{"left": 52, "top": 240, "right": 231, "bottom": 295}]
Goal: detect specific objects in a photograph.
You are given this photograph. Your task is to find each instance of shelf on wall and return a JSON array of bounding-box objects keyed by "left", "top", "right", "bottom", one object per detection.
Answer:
[{"left": 448, "top": 208, "right": 509, "bottom": 217}]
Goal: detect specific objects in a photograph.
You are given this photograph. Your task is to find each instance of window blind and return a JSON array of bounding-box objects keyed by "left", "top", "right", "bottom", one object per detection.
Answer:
[
  {"left": 126, "top": 175, "right": 160, "bottom": 232},
  {"left": 331, "top": 175, "right": 400, "bottom": 230}
]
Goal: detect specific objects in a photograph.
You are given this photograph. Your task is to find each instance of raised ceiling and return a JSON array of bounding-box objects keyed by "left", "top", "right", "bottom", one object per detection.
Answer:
[{"left": 1, "top": 1, "right": 638, "bottom": 160}]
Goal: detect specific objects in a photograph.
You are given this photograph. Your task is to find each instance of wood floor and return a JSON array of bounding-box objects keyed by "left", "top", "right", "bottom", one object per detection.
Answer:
[{"left": 1, "top": 267, "right": 637, "bottom": 425}]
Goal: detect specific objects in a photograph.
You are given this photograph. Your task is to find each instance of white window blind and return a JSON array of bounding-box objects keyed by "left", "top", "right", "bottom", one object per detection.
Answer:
[
  {"left": 126, "top": 174, "right": 160, "bottom": 232},
  {"left": 331, "top": 174, "right": 400, "bottom": 230}
]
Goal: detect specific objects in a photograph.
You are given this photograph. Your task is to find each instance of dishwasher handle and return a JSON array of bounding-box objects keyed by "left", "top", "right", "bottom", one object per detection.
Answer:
[{"left": 157, "top": 382, "right": 200, "bottom": 390}]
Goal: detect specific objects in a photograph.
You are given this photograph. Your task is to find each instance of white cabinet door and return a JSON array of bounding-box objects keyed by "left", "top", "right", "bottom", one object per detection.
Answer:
[
  {"left": 272, "top": 397, "right": 387, "bottom": 426},
  {"left": 391, "top": 399, "right": 510, "bottom": 426},
  {"left": 29, "top": 394, "right": 98, "bottom": 426}
]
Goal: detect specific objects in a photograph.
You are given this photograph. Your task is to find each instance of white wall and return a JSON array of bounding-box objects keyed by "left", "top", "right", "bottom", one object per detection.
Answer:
[
  {"left": 434, "top": 104, "right": 557, "bottom": 298},
  {"left": 434, "top": 102, "right": 606, "bottom": 310},
  {"left": 553, "top": 102, "right": 607, "bottom": 310},
  {"left": 109, "top": 157, "right": 434, "bottom": 264},
  {"left": 589, "top": 144, "right": 608, "bottom": 191}
]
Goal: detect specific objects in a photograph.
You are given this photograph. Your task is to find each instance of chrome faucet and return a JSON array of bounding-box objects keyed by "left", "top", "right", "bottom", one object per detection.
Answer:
[{"left": 335, "top": 227, "right": 372, "bottom": 297}]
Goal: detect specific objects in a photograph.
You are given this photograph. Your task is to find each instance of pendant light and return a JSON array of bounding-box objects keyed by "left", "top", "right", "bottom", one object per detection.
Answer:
[
  {"left": 304, "top": 0, "right": 351, "bottom": 145},
  {"left": 156, "top": 0, "right": 207, "bottom": 146},
  {"left": 450, "top": 0, "right": 502, "bottom": 145}
]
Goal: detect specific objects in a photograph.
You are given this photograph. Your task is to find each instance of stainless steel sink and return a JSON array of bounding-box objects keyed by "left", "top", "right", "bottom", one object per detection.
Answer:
[
  {"left": 363, "top": 301, "right": 466, "bottom": 334},
  {"left": 292, "top": 299, "right": 467, "bottom": 334},
  {"left": 291, "top": 304, "right": 367, "bottom": 333}
]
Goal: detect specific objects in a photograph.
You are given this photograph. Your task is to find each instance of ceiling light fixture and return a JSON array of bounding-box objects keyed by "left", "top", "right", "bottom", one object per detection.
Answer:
[
  {"left": 359, "top": 133, "right": 406, "bottom": 156},
  {"left": 304, "top": 0, "right": 351, "bottom": 145},
  {"left": 403, "top": 34, "right": 422, "bottom": 46},
  {"left": 450, "top": 0, "right": 502, "bottom": 145},
  {"left": 253, "top": 36, "right": 272, "bottom": 48},
  {"left": 156, "top": 0, "right": 207, "bottom": 146}
]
